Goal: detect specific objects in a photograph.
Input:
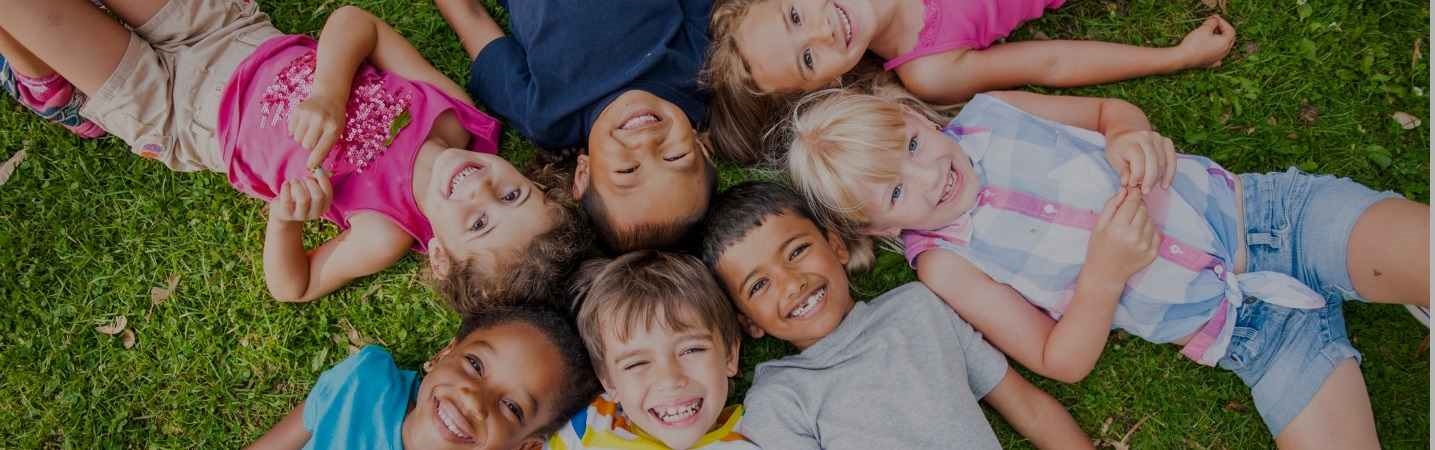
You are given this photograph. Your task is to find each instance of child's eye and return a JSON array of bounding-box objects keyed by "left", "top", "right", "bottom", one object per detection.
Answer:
[
  {"left": 789, "top": 6, "right": 801, "bottom": 25},
  {"left": 622, "top": 360, "right": 648, "bottom": 371},
  {"left": 469, "top": 214, "right": 488, "bottom": 232},
  {"left": 502, "top": 188, "right": 520, "bottom": 202},
  {"left": 908, "top": 136, "right": 918, "bottom": 154},
  {"left": 502, "top": 399, "right": 525, "bottom": 424},
  {"left": 663, "top": 152, "right": 690, "bottom": 162},
  {"left": 747, "top": 278, "right": 769, "bottom": 299},
  {"left": 788, "top": 243, "right": 810, "bottom": 260},
  {"left": 802, "top": 49, "right": 814, "bottom": 71},
  {"left": 616, "top": 165, "right": 638, "bottom": 174},
  {"left": 680, "top": 346, "right": 708, "bottom": 356},
  {"left": 890, "top": 184, "right": 904, "bottom": 205},
  {"left": 465, "top": 354, "right": 485, "bottom": 376}
]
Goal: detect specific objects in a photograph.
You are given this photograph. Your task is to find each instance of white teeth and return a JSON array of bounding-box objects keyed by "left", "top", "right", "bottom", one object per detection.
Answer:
[
  {"left": 651, "top": 399, "right": 702, "bottom": 424},
  {"left": 620, "top": 113, "right": 660, "bottom": 130},
  {"left": 836, "top": 5, "right": 852, "bottom": 46},
  {"left": 449, "top": 167, "right": 478, "bottom": 196},
  {"left": 438, "top": 404, "right": 471, "bottom": 439},
  {"left": 789, "top": 288, "right": 825, "bottom": 319}
]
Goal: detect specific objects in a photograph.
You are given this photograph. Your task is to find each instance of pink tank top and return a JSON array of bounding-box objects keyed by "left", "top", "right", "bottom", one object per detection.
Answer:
[
  {"left": 883, "top": 0, "right": 1066, "bottom": 70},
  {"left": 217, "top": 35, "right": 501, "bottom": 253}
]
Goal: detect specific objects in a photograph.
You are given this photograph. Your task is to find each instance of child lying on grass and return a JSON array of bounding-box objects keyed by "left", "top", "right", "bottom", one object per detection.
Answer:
[
  {"left": 0, "top": 0, "right": 591, "bottom": 306},
  {"left": 247, "top": 303, "right": 600, "bottom": 450},
  {"left": 698, "top": 181, "right": 1090, "bottom": 449}
]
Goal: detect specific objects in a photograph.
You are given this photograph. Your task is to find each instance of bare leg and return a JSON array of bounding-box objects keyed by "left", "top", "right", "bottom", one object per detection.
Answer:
[
  {"left": 1273, "top": 360, "right": 1379, "bottom": 449},
  {"left": 1347, "top": 198, "right": 1430, "bottom": 306},
  {"left": 0, "top": 0, "right": 133, "bottom": 95},
  {"left": 0, "top": 28, "right": 55, "bottom": 78},
  {"left": 92, "top": 0, "right": 170, "bottom": 30}
]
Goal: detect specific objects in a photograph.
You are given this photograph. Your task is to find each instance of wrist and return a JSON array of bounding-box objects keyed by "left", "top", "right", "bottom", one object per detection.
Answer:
[
  {"left": 1075, "top": 265, "right": 1127, "bottom": 297},
  {"left": 1163, "top": 45, "right": 1196, "bottom": 71}
]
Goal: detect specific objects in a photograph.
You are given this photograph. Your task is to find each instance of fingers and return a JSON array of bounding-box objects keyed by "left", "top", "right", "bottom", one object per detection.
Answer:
[
  {"left": 307, "top": 122, "right": 340, "bottom": 169},
  {"left": 1140, "top": 140, "right": 1161, "bottom": 194},
  {"left": 1163, "top": 138, "right": 1177, "bottom": 189},
  {"left": 300, "top": 176, "right": 325, "bottom": 219},
  {"left": 1112, "top": 189, "right": 1144, "bottom": 225},
  {"left": 1096, "top": 188, "right": 1128, "bottom": 230},
  {"left": 1126, "top": 144, "right": 1146, "bottom": 190}
]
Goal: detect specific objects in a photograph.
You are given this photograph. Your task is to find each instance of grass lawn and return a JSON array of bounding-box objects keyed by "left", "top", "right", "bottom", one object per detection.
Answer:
[{"left": 0, "top": 0, "right": 1428, "bottom": 448}]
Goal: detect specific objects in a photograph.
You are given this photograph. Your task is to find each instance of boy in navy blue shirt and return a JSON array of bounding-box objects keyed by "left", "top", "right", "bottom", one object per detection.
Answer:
[{"left": 436, "top": 0, "right": 716, "bottom": 252}]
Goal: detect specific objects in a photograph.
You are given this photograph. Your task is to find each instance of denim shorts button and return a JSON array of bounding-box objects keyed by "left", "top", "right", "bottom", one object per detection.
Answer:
[{"left": 1243, "top": 295, "right": 1258, "bottom": 305}]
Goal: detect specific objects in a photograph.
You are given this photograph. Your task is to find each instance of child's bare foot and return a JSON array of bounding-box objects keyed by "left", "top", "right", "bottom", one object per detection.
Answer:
[
  {"left": 1176, "top": 15, "right": 1237, "bottom": 69},
  {"left": 0, "top": 53, "right": 106, "bottom": 139}
]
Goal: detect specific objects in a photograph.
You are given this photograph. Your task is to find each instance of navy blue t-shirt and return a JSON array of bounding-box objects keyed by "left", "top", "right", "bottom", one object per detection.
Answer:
[{"left": 467, "top": 0, "right": 712, "bottom": 150}]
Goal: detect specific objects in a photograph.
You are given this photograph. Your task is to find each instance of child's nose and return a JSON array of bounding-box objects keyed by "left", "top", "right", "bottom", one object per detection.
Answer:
[{"left": 655, "top": 359, "right": 689, "bottom": 389}]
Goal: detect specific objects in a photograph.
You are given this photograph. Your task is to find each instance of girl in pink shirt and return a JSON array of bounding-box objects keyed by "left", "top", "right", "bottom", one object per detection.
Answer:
[
  {"left": 0, "top": 0, "right": 591, "bottom": 307},
  {"left": 703, "top": 0, "right": 1238, "bottom": 162}
]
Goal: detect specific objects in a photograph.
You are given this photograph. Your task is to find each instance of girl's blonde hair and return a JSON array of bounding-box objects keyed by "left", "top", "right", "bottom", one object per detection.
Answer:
[
  {"left": 781, "top": 82, "right": 957, "bottom": 259},
  {"left": 703, "top": 0, "right": 884, "bottom": 164}
]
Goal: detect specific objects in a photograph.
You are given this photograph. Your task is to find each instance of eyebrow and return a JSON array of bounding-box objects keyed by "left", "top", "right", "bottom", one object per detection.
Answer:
[{"left": 738, "top": 233, "right": 806, "bottom": 295}]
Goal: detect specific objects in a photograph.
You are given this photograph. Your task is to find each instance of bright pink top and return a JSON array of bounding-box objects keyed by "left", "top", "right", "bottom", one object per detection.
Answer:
[
  {"left": 883, "top": 0, "right": 1065, "bottom": 70},
  {"left": 218, "top": 35, "right": 501, "bottom": 253}
]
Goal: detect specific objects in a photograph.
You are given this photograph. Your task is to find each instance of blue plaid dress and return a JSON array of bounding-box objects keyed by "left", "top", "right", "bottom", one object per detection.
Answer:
[{"left": 903, "top": 94, "right": 1324, "bottom": 365}]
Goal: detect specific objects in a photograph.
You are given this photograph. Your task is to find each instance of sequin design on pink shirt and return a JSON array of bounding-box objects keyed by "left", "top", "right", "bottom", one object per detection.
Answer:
[
  {"left": 259, "top": 52, "right": 414, "bottom": 173},
  {"left": 914, "top": 0, "right": 945, "bottom": 53}
]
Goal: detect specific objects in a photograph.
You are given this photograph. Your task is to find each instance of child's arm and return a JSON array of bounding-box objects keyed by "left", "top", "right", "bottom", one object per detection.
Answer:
[
  {"left": 919, "top": 189, "right": 1158, "bottom": 383},
  {"left": 244, "top": 405, "right": 310, "bottom": 450},
  {"left": 900, "top": 16, "right": 1234, "bottom": 104},
  {"left": 982, "top": 369, "right": 1094, "bottom": 449},
  {"left": 434, "top": 0, "right": 507, "bottom": 60},
  {"left": 289, "top": 6, "right": 474, "bottom": 168},
  {"left": 263, "top": 172, "right": 412, "bottom": 302}
]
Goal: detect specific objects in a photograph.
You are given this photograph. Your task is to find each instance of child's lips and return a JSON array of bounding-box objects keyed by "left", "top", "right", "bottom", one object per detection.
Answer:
[
  {"left": 446, "top": 163, "right": 483, "bottom": 200},
  {"left": 937, "top": 161, "right": 960, "bottom": 205},
  {"left": 785, "top": 286, "right": 827, "bottom": 320},
  {"left": 618, "top": 110, "right": 663, "bottom": 131}
]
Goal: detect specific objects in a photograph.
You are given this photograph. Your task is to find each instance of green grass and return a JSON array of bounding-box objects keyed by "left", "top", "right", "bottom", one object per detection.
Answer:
[{"left": 0, "top": 0, "right": 1427, "bottom": 448}]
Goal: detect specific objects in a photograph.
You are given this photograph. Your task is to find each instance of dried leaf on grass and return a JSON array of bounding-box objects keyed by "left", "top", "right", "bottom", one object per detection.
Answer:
[
  {"left": 1223, "top": 400, "right": 1249, "bottom": 413},
  {"left": 150, "top": 274, "right": 181, "bottom": 305},
  {"left": 1392, "top": 112, "right": 1422, "bottom": 130},
  {"left": 1101, "top": 415, "right": 1151, "bottom": 450},
  {"left": 1200, "top": 0, "right": 1228, "bottom": 14},
  {"left": 121, "top": 329, "right": 137, "bottom": 349},
  {"left": 0, "top": 149, "right": 27, "bottom": 187},
  {"left": 96, "top": 316, "right": 128, "bottom": 335},
  {"left": 1298, "top": 102, "right": 1320, "bottom": 125}
]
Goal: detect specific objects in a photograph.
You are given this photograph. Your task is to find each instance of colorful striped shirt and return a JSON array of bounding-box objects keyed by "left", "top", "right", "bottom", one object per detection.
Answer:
[
  {"left": 545, "top": 394, "right": 757, "bottom": 450},
  {"left": 903, "top": 94, "right": 1323, "bottom": 366}
]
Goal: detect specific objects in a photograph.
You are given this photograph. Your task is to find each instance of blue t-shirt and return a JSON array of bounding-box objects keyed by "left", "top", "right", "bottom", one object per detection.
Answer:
[
  {"left": 302, "top": 345, "right": 419, "bottom": 450},
  {"left": 467, "top": 0, "right": 712, "bottom": 150}
]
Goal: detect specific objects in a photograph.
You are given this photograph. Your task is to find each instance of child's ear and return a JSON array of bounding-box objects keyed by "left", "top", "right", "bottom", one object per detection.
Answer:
[
  {"left": 736, "top": 314, "right": 765, "bottom": 339},
  {"left": 825, "top": 230, "right": 851, "bottom": 266},
  {"left": 725, "top": 339, "right": 741, "bottom": 377},
  {"left": 424, "top": 337, "right": 459, "bottom": 373},
  {"left": 571, "top": 154, "right": 591, "bottom": 198},
  {"left": 597, "top": 371, "right": 616, "bottom": 399},
  {"left": 428, "top": 239, "right": 452, "bottom": 279},
  {"left": 517, "top": 437, "right": 545, "bottom": 450}
]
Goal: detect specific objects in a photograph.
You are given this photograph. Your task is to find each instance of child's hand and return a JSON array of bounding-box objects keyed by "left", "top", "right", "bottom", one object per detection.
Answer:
[
  {"left": 1176, "top": 16, "right": 1236, "bottom": 69},
  {"left": 1086, "top": 189, "right": 1159, "bottom": 284},
  {"left": 269, "top": 169, "right": 334, "bottom": 223},
  {"left": 1105, "top": 129, "right": 1176, "bottom": 194},
  {"left": 289, "top": 93, "right": 347, "bottom": 170}
]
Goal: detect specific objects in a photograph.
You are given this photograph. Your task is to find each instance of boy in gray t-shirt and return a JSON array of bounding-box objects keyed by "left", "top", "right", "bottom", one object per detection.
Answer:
[{"left": 698, "top": 182, "right": 1091, "bottom": 450}]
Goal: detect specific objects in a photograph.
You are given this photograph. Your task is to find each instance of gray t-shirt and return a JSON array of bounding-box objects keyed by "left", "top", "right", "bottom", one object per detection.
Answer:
[{"left": 741, "top": 282, "right": 1009, "bottom": 450}]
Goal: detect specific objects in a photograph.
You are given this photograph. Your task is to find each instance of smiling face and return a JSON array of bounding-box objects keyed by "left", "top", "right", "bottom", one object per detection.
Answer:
[
  {"left": 599, "top": 314, "right": 739, "bottom": 450},
  {"left": 736, "top": 0, "right": 875, "bottom": 93},
  {"left": 420, "top": 149, "right": 555, "bottom": 266},
  {"left": 577, "top": 90, "right": 711, "bottom": 248},
  {"left": 402, "top": 322, "right": 565, "bottom": 450},
  {"left": 857, "top": 109, "right": 982, "bottom": 235},
  {"left": 713, "top": 211, "right": 854, "bottom": 350}
]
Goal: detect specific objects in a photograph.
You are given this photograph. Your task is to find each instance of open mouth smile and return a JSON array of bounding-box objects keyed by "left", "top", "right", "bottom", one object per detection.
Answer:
[
  {"left": 434, "top": 397, "right": 479, "bottom": 444},
  {"left": 619, "top": 110, "right": 663, "bottom": 131},
  {"left": 447, "top": 164, "right": 483, "bottom": 200},
  {"left": 834, "top": 3, "right": 853, "bottom": 48},
  {"left": 787, "top": 286, "right": 827, "bottom": 319},
  {"left": 649, "top": 398, "right": 704, "bottom": 428}
]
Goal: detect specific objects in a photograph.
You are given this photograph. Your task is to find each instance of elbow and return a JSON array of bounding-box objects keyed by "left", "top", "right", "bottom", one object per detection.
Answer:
[
  {"left": 267, "top": 283, "right": 314, "bottom": 304},
  {"left": 1041, "top": 359, "right": 1094, "bottom": 384},
  {"left": 327, "top": 5, "right": 372, "bottom": 27}
]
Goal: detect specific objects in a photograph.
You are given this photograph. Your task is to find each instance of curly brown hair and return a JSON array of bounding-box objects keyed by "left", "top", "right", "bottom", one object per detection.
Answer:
[{"left": 432, "top": 164, "right": 599, "bottom": 315}]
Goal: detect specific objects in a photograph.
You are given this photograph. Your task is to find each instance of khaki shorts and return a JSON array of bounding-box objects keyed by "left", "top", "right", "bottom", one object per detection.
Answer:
[{"left": 81, "top": 0, "right": 281, "bottom": 172}]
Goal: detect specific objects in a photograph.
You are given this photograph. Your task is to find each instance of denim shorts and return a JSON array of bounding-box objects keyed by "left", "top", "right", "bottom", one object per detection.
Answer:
[{"left": 1217, "top": 168, "right": 1400, "bottom": 436}]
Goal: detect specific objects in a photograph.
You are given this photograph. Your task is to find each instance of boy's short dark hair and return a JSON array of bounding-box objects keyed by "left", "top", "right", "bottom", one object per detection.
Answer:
[
  {"left": 570, "top": 251, "right": 741, "bottom": 379},
  {"left": 698, "top": 181, "right": 826, "bottom": 268},
  {"left": 456, "top": 302, "right": 601, "bottom": 437},
  {"left": 435, "top": 165, "right": 600, "bottom": 314},
  {"left": 581, "top": 159, "right": 718, "bottom": 253}
]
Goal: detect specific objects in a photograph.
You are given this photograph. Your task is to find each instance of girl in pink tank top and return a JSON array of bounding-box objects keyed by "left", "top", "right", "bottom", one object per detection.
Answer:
[
  {"left": 705, "top": 0, "right": 1238, "bottom": 162},
  {"left": 0, "top": 3, "right": 592, "bottom": 307}
]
